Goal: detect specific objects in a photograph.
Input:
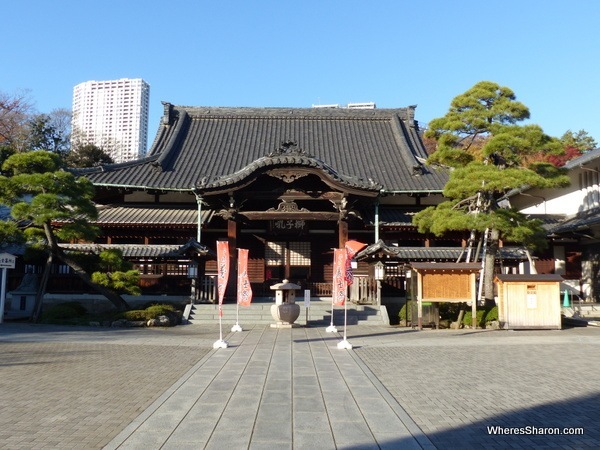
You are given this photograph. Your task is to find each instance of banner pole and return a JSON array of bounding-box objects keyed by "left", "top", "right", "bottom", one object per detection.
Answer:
[
  {"left": 219, "top": 312, "right": 223, "bottom": 341},
  {"left": 344, "top": 300, "right": 347, "bottom": 340},
  {"left": 337, "top": 281, "right": 352, "bottom": 349},
  {"left": 213, "top": 240, "right": 229, "bottom": 348},
  {"left": 0, "top": 268, "right": 6, "bottom": 325},
  {"left": 231, "top": 247, "right": 246, "bottom": 332},
  {"left": 326, "top": 295, "right": 337, "bottom": 332},
  {"left": 231, "top": 302, "right": 242, "bottom": 332}
]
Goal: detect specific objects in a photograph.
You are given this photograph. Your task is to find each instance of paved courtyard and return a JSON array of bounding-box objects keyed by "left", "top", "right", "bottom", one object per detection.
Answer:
[
  {"left": 0, "top": 324, "right": 214, "bottom": 449},
  {"left": 0, "top": 322, "right": 598, "bottom": 449},
  {"left": 350, "top": 327, "right": 600, "bottom": 449}
]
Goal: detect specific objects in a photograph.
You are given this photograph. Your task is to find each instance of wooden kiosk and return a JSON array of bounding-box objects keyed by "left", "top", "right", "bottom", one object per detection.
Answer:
[
  {"left": 409, "top": 263, "right": 482, "bottom": 330},
  {"left": 494, "top": 274, "right": 563, "bottom": 329}
]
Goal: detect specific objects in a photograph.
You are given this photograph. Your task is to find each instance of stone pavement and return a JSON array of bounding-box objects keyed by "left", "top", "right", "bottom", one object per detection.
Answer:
[
  {"left": 104, "top": 325, "right": 431, "bottom": 450},
  {"left": 1, "top": 323, "right": 599, "bottom": 449},
  {"left": 349, "top": 326, "right": 600, "bottom": 449},
  {"left": 0, "top": 324, "right": 214, "bottom": 449}
]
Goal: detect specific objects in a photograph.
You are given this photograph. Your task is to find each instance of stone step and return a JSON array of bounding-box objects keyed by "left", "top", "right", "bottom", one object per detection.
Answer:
[
  {"left": 186, "top": 301, "right": 387, "bottom": 326},
  {"left": 575, "top": 303, "right": 600, "bottom": 318}
]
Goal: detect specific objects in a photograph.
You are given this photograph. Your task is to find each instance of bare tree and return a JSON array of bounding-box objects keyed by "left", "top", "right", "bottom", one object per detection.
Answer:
[
  {"left": 26, "top": 109, "right": 72, "bottom": 155},
  {"left": 0, "top": 90, "right": 34, "bottom": 151}
]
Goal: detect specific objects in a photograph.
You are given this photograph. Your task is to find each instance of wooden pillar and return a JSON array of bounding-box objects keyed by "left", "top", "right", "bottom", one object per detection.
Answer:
[
  {"left": 284, "top": 246, "right": 291, "bottom": 280},
  {"left": 338, "top": 220, "right": 348, "bottom": 249},
  {"left": 471, "top": 272, "right": 477, "bottom": 330},
  {"left": 227, "top": 219, "right": 238, "bottom": 300},
  {"left": 227, "top": 219, "right": 237, "bottom": 251},
  {"left": 417, "top": 272, "right": 423, "bottom": 330}
]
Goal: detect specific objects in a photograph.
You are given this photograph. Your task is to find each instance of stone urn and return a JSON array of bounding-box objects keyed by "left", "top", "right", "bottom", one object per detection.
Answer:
[{"left": 270, "top": 279, "right": 301, "bottom": 328}]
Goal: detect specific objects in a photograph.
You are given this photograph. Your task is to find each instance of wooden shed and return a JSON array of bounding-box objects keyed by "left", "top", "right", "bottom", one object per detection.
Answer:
[
  {"left": 409, "top": 263, "right": 481, "bottom": 330},
  {"left": 494, "top": 274, "right": 563, "bottom": 330}
]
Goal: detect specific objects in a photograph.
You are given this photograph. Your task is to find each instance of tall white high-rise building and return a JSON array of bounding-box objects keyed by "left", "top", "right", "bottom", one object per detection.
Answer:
[{"left": 72, "top": 78, "right": 150, "bottom": 163}]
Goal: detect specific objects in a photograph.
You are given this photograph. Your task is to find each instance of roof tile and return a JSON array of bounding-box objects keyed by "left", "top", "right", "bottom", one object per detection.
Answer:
[{"left": 80, "top": 106, "right": 449, "bottom": 193}]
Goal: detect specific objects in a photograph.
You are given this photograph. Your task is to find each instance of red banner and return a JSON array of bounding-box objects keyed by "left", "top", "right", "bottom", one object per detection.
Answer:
[
  {"left": 333, "top": 248, "right": 347, "bottom": 306},
  {"left": 237, "top": 248, "right": 252, "bottom": 307},
  {"left": 345, "top": 240, "right": 367, "bottom": 257},
  {"left": 344, "top": 240, "right": 367, "bottom": 286},
  {"left": 216, "top": 240, "right": 230, "bottom": 316}
]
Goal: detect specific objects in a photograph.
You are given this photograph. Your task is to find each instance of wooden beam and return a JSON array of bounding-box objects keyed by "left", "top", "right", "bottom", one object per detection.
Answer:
[
  {"left": 227, "top": 219, "right": 237, "bottom": 301},
  {"left": 238, "top": 190, "right": 345, "bottom": 201},
  {"left": 240, "top": 212, "right": 340, "bottom": 221},
  {"left": 339, "top": 220, "right": 348, "bottom": 248}
]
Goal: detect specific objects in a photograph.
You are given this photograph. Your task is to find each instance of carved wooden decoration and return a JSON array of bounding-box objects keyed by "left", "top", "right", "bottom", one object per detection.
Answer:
[
  {"left": 267, "top": 200, "right": 309, "bottom": 213},
  {"left": 269, "top": 170, "right": 310, "bottom": 184}
]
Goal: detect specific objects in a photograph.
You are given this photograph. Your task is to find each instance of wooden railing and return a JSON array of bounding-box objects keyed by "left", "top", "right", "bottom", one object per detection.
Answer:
[
  {"left": 349, "top": 276, "right": 378, "bottom": 304},
  {"left": 40, "top": 268, "right": 404, "bottom": 305},
  {"left": 198, "top": 275, "right": 217, "bottom": 303}
]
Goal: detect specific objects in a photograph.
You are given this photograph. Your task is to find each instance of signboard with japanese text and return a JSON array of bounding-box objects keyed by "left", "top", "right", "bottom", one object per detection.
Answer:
[
  {"left": 0, "top": 253, "right": 16, "bottom": 269},
  {"left": 270, "top": 219, "right": 307, "bottom": 235}
]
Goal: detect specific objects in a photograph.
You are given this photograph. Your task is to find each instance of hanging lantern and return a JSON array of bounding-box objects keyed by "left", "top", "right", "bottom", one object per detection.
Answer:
[{"left": 374, "top": 261, "right": 385, "bottom": 280}]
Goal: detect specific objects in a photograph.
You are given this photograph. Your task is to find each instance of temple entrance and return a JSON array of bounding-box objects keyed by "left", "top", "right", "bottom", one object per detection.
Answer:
[{"left": 265, "top": 241, "right": 311, "bottom": 281}]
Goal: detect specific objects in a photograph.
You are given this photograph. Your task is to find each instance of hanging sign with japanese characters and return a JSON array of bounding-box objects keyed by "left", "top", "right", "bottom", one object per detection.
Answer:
[
  {"left": 0, "top": 253, "right": 16, "bottom": 269},
  {"left": 270, "top": 219, "right": 307, "bottom": 234}
]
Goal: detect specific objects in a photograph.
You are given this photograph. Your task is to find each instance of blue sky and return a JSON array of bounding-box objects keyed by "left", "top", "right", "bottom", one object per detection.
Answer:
[{"left": 4, "top": 1, "right": 600, "bottom": 148}]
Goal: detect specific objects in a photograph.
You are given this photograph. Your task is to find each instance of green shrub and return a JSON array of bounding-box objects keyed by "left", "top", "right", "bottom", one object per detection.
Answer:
[
  {"left": 462, "top": 306, "right": 499, "bottom": 328},
  {"left": 60, "top": 301, "right": 87, "bottom": 316},
  {"left": 40, "top": 302, "right": 87, "bottom": 324},
  {"left": 120, "top": 310, "right": 148, "bottom": 321},
  {"left": 145, "top": 304, "right": 176, "bottom": 318},
  {"left": 484, "top": 306, "right": 498, "bottom": 323},
  {"left": 439, "top": 302, "right": 462, "bottom": 322},
  {"left": 462, "top": 308, "right": 487, "bottom": 328},
  {"left": 117, "top": 304, "right": 179, "bottom": 322},
  {"left": 398, "top": 301, "right": 413, "bottom": 322},
  {"left": 126, "top": 304, "right": 181, "bottom": 323}
]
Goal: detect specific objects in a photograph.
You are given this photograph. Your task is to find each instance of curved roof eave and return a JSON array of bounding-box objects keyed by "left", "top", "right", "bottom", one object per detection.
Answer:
[
  {"left": 80, "top": 103, "right": 449, "bottom": 193},
  {"left": 381, "top": 188, "right": 444, "bottom": 195},
  {"left": 195, "top": 151, "right": 383, "bottom": 194}
]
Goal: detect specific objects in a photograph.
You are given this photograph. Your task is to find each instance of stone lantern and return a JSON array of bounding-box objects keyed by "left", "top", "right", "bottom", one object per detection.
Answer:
[{"left": 270, "top": 279, "right": 301, "bottom": 328}]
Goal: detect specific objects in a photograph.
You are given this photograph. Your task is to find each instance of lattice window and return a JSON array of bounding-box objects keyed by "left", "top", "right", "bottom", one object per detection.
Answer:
[
  {"left": 289, "top": 242, "right": 310, "bottom": 266},
  {"left": 266, "top": 241, "right": 310, "bottom": 266},
  {"left": 266, "top": 241, "right": 285, "bottom": 265}
]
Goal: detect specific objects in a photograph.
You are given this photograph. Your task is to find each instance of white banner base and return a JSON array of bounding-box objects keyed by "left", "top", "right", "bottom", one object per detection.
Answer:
[
  {"left": 213, "top": 339, "right": 229, "bottom": 349},
  {"left": 337, "top": 339, "right": 353, "bottom": 350}
]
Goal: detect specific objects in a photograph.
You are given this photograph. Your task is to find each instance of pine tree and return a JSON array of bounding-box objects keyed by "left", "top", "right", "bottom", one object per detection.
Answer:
[
  {"left": 0, "top": 150, "right": 130, "bottom": 311},
  {"left": 415, "top": 81, "right": 570, "bottom": 303}
]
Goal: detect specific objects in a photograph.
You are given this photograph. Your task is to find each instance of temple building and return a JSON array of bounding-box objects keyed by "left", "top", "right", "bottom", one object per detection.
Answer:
[{"left": 68, "top": 102, "right": 520, "bottom": 308}]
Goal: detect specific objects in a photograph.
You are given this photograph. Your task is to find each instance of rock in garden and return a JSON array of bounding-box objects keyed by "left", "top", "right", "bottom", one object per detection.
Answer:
[
  {"left": 157, "top": 315, "right": 171, "bottom": 326},
  {"left": 111, "top": 319, "right": 129, "bottom": 328}
]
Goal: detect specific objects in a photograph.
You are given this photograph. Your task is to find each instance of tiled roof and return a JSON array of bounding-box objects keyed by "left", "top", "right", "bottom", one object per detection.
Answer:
[
  {"left": 355, "top": 240, "right": 528, "bottom": 261},
  {"left": 495, "top": 274, "right": 563, "bottom": 282},
  {"left": 79, "top": 105, "right": 448, "bottom": 193},
  {"left": 564, "top": 148, "right": 600, "bottom": 169},
  {"left": 525, "top": 214, "right": 567, "bottom": 232},
  {"left": 60, "top": 243, "right": 183, "bottom": 258},
  {"left": 59, "top": 242, "right": 213, "bottom": 258},
  {"left": 94, "top": 205, "right": 214, "bottom": 226},
  {"left": 550, "top": 207, "right": 600, "bottom": 234},
  {"left": 364, "top": 208, "right": 417, "bottom": 226},
  {"left": 411, "top": 262, "right": 482, "bottom": 271}
]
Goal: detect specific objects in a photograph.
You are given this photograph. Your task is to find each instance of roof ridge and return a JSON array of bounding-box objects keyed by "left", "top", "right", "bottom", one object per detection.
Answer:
[
  {"left": 72, "top": 154, "right": 160, "bottom": 175},
  {"left": 175, "top": 105, "right": 415, "bottom": 121},
  {"left": 197, "top": 147, "right": 381, "bottom": 191}
]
